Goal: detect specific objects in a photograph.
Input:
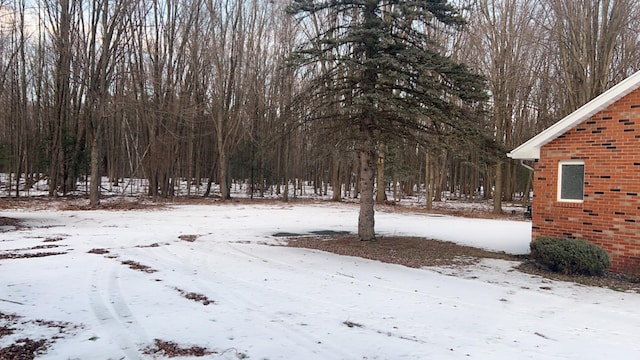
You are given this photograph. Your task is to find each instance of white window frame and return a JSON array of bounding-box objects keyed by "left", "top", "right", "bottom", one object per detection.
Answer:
[{"left": 557, "top": 160, "right": 585, "bottom": 203}]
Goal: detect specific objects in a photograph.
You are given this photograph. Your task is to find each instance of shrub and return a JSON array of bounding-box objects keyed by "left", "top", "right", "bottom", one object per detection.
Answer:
[{"left": 530, "top": 237, "right": 610, "bottom": 276}]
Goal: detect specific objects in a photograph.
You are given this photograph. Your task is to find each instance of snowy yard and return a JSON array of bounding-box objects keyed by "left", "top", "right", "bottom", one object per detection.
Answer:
[{"left": 1, "top": 202, "right": 640, "bottom": 359}]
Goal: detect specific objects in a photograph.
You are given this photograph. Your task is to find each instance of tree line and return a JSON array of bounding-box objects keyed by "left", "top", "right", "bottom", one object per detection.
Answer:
[{"left": 0, "top": 0, "right": 638, "bottom": 213}]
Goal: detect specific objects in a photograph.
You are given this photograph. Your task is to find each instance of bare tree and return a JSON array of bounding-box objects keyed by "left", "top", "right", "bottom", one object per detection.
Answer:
[
  {"left": 544, "top": 0, "right": 638, "bottom": 114},
  {"left": 44, "top": 0, "right": 77, "bottom": 196},
  {"left": 203, "top": 0, "right": 278, "bottom": 200},
  {"left": 463, "top": 0, "right": 544, "bottom": 213},
  {"left": 79, "top": 0, "right": 133, "bottom": 206}
]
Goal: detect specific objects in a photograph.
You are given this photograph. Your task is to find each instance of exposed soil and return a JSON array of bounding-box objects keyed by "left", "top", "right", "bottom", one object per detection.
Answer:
[
  {"left": 0, "top": 252, "right": 66, "bottom": 260},
  {"left": 0, "top": 312, "right": 78, "bottom": 360},
  {"left": 0, "top": 313, "right": 19, "bottom": 337},
  {"left": 142, "top": 339, "right": 216, "bottom": 358},
  {"left": 120, "top": 260, "right": 158, "bottom": 273},
  {"left": 178, "top": 235, "right": 198, "bottom": 242},
  {"left": 58, "top": 199, "right": 159, "bottom": 211},
  {"left": 174, "top": 288, "right": 215, "bottom": 306},
  {"left": 285, "top": 235, "right": 640, "bottom": 293},
  {"left": 287, "top": 235, "right": 520, "bottom": 268},
  {"left": 0, "top": 217, "right": 24, "bottom": 230},
  {"left": 87, "top": 248, "right": 110, "bottom": 255},
  {"left": 29, "top": 245, "right": 63, "bottom": 250},
  {"left": 0, "top": 338, "right": 48, "bottom": 360},
  {"left": 136, "top": 243, "right": 162, "bottom": 248}
]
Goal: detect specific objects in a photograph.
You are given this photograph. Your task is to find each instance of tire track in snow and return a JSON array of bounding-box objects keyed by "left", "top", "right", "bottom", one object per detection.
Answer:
[
  {"left": 133, "top": 241, "right": 590, "bottom": 358},
  {"left": 224, "top": 241, "right": 550, "bottom": 313},
  {"left": 89, "top": 259, "right": 149, "bottom": 359},
  {"left": 219, "top": 242, "right": 583, "bottom": 346},
  {"left": 205, "top": 243, "right": 441, "bottom": 353},
  {"left": 220, "top": 242, "right": 440, "bottom": 344},
  {"left": 145, "top": 243, "right": 360, "bottom": 359}
]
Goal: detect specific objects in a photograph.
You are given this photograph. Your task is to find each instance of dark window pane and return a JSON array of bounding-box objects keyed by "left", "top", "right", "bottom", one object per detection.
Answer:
[{"left": 561, "top": 164, "right": 584, "bottom": 200}]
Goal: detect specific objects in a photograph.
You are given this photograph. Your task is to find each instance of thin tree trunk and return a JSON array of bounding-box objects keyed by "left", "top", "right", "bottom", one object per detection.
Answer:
[
  {"left": 331, "top": 152, "right": 341, "bottom": 201},
  {"left": 204, "top": 162, "right": 216, "bottom": 197},
  {"left": 358, "top": 141, "right": 376, "bottom": 241},
  {"left": 282, "top": 178, "right": 289, "bottom": 202},
  {"left": 89, "top": 134, "right": 101, "bottom": 206},
  {"left": 493, "top": 161, "right": 503, "bottom": 214},
  {"left": 433, "top": 153, "right": 444, "bottom": 202},
  {"left": 392, "top": 175, "right": 399, "bottom": 202},
  {"left": 218, "top": 150, "right": 230, "bottom": 200},
  {"left": 376, "top": 150, "right": 386, "bottom": 203},
  {"left": 425, "top": 152, "right": 433, "bottom": 210}
]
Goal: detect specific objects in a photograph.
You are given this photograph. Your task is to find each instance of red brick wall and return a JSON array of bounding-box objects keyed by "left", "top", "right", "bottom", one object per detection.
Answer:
[{"left": 533, "top": 87, "right": 640, "bottom": 276}]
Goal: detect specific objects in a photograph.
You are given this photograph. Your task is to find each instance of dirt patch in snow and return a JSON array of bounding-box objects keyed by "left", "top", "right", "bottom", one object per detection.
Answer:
[
  {"left": 178, "top": 234, "right": 198, "bottom": 242},
  {"left": 0, "top": 217, "right": 25, "bottom": 231},
  {"left": 0, "top": 312, "right": 79, "bottom": 360},
  {"left": 174, "top": 288, "right": 215, "bottom": 306},
  {"left": 142, "top": 339, "right": 217, "bottom": 357},
  {"left": 0, "top": 338, "right": 48, "bottom": 360},
  {"left": 87, "top": 248, "right": 110, "bottom": 255},
  {"left": 0, "top": 251, "right": 66, "bottom": 260},
  {"left": 58, "top": 199, "right": 160, "bottom": 211},
  {"left": 120, "top": 260, "right": 157, "bottom": 273},
  {"left": 42, "top": 237, "right": 65, "bottom": 243}
]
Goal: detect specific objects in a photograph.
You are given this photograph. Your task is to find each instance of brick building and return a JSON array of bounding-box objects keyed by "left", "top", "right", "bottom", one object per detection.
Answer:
[{"left": 508, "top": 71, "right": 640, "bottom": 276}]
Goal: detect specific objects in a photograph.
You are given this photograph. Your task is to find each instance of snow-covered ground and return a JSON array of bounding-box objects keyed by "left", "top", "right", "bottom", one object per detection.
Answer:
[{"left": 1, "top": 202, "right": 639, "bottom": 359}]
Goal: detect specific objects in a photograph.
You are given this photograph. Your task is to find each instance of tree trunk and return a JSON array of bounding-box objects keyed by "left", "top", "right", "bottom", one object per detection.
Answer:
[
  {"left": 483, "top": 168, "right": 492, "bottom": 200},
  {"left": 392, "top": 175, "right": 399, "bottom": 202},
  {"left": 504, "top": 159, "right": 514, "bottom": 202},
  {"left": 425, "top": 152, "right": 433, "bottom": 210},
  {"left": 376, "top": 150, "right": 386, "bottom": 203},
  {"left": 282, "top": 178, "right": 289, "bottom": 202},
  {"left": 331, "top": 153, "right": 341, "bottom": 201},
  {"left": 89, "top": 134, "right": 100, "bottom": 207},
  {"left": 433, "top": 153, "right": 444, "bottom": 202},
  {"left": 493, "top": 161, "right": 503, "bottom": 214},
  {"left": 358, "top": 142, "right": 376, "bottom": 241},
  {"left": 204, "top": 162, "right": 216, "bottom": 197},
  {"left": 218, "top": 150, "right": 230, "bottom": 200}
]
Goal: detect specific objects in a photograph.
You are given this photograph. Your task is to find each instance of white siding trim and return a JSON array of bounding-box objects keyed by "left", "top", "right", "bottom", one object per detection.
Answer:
[{"left": 557, "top": 160, "right": 585, "bottom": 203}]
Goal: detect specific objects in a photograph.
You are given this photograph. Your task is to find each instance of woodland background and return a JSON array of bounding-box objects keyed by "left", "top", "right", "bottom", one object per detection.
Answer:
[{"left": 0, "top": 0, "right": 638, "bottom": 213}]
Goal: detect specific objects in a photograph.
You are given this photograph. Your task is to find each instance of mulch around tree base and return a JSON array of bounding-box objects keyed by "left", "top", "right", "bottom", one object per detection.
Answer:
[
  {"left": 285, "top": 235, "right": 640, "bottom": 292},
  {"left": 286, "top": 235, "right": 522, "bottom": 268}
]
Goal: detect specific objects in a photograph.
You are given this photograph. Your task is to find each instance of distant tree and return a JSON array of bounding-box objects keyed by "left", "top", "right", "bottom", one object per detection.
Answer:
[
  {"left": 544, "top": 0, "right": 638, "bottom": 115},
  {"left": 287, "top": 0, "right": 488, "bottom": 241},
  {"left": 464, "top": 0, "right": 545, "bottom": 213},
  {"left": 82, "top": 0, "right": 133, "bottom": 207}
]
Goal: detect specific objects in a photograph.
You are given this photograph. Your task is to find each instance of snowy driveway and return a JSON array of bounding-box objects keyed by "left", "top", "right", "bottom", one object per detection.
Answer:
[{"left": 1, "top": 203, "right": 640, "bottom": 359}]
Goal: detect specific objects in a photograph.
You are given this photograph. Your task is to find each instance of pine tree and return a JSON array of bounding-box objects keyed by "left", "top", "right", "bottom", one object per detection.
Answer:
[{"left": 287, "top": 0, "right": 488, "bottom": 241}]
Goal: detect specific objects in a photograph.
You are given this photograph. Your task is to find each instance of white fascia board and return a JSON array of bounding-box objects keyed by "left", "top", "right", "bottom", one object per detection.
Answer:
[
  {"left": 508, "top": 70, "right": 640, "bottom": 160},
  {"left": 506, "top": 146, "right": 539, "bottom": 160}
]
